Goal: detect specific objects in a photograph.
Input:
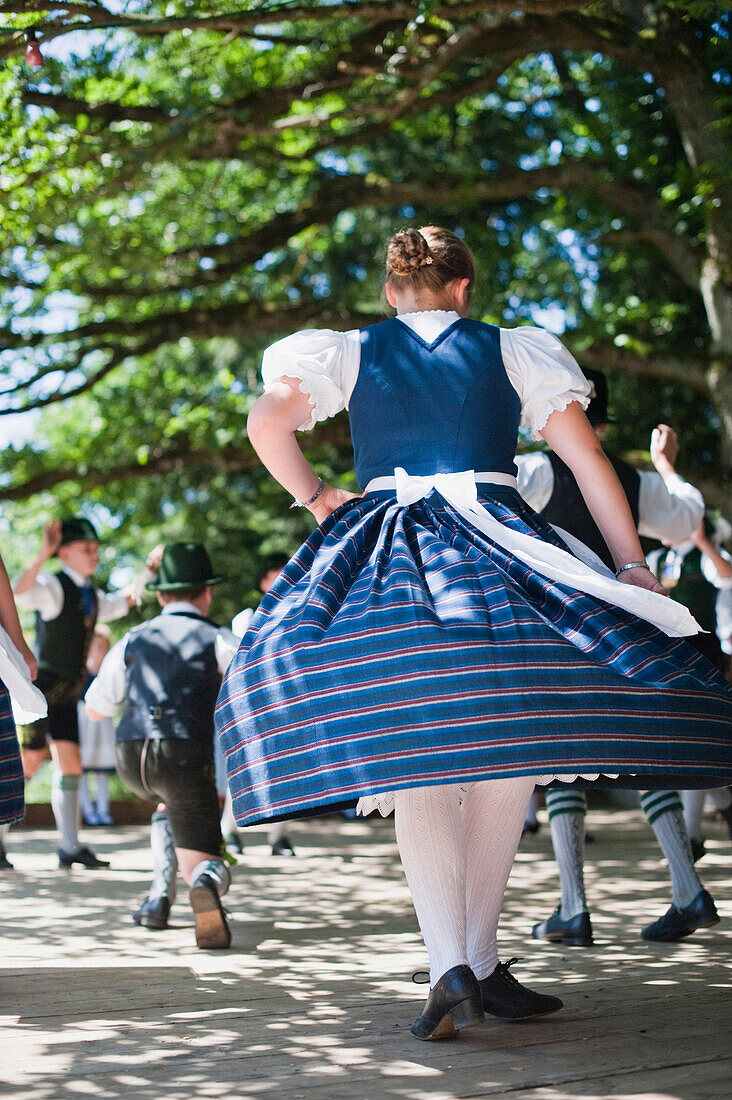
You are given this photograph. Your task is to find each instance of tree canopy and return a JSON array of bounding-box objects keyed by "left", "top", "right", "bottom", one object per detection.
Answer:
[{"left": 0, "top": 1, "right": 730, "bottom": 616}]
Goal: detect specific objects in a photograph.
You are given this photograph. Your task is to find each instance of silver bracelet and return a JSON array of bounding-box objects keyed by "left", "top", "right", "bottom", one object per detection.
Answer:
[
  {"left": 290, "top": 478, "right": 325, "bottom": 510},
  {"left": 615, "top": 561, "right": 649, "bottom": 577}
]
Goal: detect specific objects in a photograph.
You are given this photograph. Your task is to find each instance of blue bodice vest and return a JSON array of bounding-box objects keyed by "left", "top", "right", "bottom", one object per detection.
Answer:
[{"left": 348, "top": 318, "right": 521, "bottom": 488}]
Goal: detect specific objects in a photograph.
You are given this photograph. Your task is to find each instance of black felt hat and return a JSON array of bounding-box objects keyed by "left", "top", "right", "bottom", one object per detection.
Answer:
[
  {"left": 60, "top": 516, "right": 101, "bottom": 546},
  {"left": 146, "top": 542, "right": 227, "bottom": 591},
  {"left": 584, "top": 368, "right": 618, "bottom": 426}
]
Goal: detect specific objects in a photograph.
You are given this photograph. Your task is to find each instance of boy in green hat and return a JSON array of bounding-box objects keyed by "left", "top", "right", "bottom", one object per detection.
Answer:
[
  {"left": 85, "top": 542, "right": 236, "bottom": 949},
  {"left": 14, "top": 516, "right": 142, "bottom": 869}
]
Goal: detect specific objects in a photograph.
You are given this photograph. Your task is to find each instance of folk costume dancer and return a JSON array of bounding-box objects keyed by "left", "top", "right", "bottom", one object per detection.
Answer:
[
  {"left": 647, "top": 517, "right": 732, "bottom": 863},
  {"left": 14, "top": 517, "right": 139, "bottom": 869},
  {"left": 0, "top": 548, "right": 46, "bottom": 869},
  {"left": 86, "top": 543, "right": 236, "bottom": 948},
  {"left": 518, "top": 382, "right": 718, "bottom": 945},
  {"left": 217, "top": 227, "right": 732, "bottom": 1041}
]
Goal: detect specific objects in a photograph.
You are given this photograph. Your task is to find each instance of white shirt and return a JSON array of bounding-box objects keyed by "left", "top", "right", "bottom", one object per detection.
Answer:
[
  {"left": 646, "top": 541, "right": 732, "bottom": 590},
  {"left": 516, "top": 451, "right": 705, "bottom": 544},
  {"left": 84, "top": 602, "right": 238, "bottom": 718},
  {"left": 261, "top": 311, "right": 592, "bottom": 441},
  {"left": 15, "top": 564, "right": 131, "bottom": 624}
]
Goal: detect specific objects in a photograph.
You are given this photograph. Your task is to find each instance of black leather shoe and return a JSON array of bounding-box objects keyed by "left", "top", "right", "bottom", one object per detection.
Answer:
[
  {"left": 189, "top": 873, "right": 231, "bottom": 949},
  {"left": 410, "top": 964, "right": 484, "bottom": 1041},
  {"left": 641, "top": 888, "right": 719, "bottom": 942},
  {"left": 479, "top": 958, "right": 563, "bottom": 1020},
  {"left": 690, "top": 836, "right": 705, "bottom": 863},
  {"left": 271, "top": 835, "right": 295, "bottom": 857},
  {"left": 0, "top": 847, "right": 13, "bottom": 870},
  {"left": 58, "top": 846, "right": 110, "bottom": 869},
  {"left": 132, "top": 895, "right": 171, "bottom": 930},
  {"left": 532, "top": 906, "right": 593, "bottom": 947}
]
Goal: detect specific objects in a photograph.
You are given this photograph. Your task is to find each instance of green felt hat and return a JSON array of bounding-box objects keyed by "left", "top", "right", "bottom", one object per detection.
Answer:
[
  {"left": 146, "top": 542, "right": 227, "bottom": 591},
  {"left": 60, "top": 516, "right": 101, "bottom": 546}
]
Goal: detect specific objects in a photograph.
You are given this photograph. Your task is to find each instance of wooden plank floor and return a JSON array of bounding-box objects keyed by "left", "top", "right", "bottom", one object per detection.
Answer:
[{"left": 1, "top": 808, "right": 730, "bottom": 1099}]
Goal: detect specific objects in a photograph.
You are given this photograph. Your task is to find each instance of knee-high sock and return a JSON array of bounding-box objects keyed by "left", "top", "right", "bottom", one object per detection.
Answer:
[
  {"left": 464, "top": 776, "right": 536, "bottom": 980},
  {"left": 95, "top": 772, "right": 110, "bottom": 817},
  {"left": 680, "top": 790, "right": 706, "bottom": 841},
  {"left": 640, "top": 791, "right": 702, "bottom": 909},
  {"left": 545, "top": 789, "right": 588, "bottom": 919},
  {"left": 51, "top": 771, "right": 80, "bottom": 853},
  {"left": 150, "top": 810, "right": 178, "bottom": 903},
  {"left": 0, "top": 823, "right": 8, "bottom": 852},
  {"left": 394, "top": 784, "right": 468, "bottom": 986},
  {"left": 268, "top": 820, "right": 286, "bottom": 845}
]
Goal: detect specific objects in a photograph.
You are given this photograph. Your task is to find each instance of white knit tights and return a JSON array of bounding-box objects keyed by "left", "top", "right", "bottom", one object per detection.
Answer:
[{"left": 394, "top": 776, "right": 535, "bottom": 986}]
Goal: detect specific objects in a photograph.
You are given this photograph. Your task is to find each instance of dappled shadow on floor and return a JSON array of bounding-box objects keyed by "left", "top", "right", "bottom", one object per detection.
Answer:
[{"left": 2, "top": 812, "right": 731, "bottom": 1099}]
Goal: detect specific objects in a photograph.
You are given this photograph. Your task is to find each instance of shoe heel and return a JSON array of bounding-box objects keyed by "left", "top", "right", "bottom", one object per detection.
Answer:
[
  {"left": 450, "top": 994, "right": 484, "bottom": 1031},
  {"left": 562, "top": 935, "right": 593, "bottom": 947}
]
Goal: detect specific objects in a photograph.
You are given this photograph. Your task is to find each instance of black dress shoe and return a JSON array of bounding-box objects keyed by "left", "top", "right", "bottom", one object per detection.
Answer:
[
  {"left": 641, "top": 888, "right": 719, "bottom": 942},
  {"left": 410, "top": 964, "right": 484, "bottom": 1041},
  {"left": 132, "top": 895, "right": 171, "bottom": 930},
  {"left": 189, "top": 873, "right": 231, "bottom": 949},
  {"left": 522, "top": 820, "right": 540, "bottom": 836},
  {"left": 58, "top": 846, "right": 110, "bottom": 869},
  {"left": 690, "top": 836, "right": 705, "bottom": 863},
  {"left": 532, "top": 906, "right": 593, "bottom": 947},
  {"left": 479, "top": 958, "right": 563, "bottom": 1020},
  {"left": 271, "top": 835, "right": 295, "bottom": 857},
  {"left": 0, "top": 848, "right": 13, "bottom": 870}
]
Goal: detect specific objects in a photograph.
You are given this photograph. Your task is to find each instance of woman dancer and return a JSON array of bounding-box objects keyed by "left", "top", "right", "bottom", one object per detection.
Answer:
[{"left": 217, "top": 227, "right": 732, "bottom": 1040}]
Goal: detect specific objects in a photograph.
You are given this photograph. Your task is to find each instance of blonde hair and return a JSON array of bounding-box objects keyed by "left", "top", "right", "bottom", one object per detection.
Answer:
[{"left": 384, "top": 226, "right": 475, "bottom": 295}]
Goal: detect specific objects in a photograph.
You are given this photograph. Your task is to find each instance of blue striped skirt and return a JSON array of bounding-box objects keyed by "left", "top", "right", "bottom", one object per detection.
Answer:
[
  {"left": 0, "top": 679, "right": 24, "bottom": 826},
  {"left": 217, "top": 487, "right": 732, "bottom": 826}
]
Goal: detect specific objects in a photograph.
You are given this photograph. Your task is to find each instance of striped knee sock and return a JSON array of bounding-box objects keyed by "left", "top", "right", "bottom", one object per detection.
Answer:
[
  {"left": 640, "top": 791, "right": 702, "bottom": 909},
  {"left": 546, "top": 789, "right": 588, "bottom": 919},
  {"left": 51, "top": 772, "right": 80, "bottom": 853},
  {"left": 150, "top": 810, "right": 178, "bottom": 903}
]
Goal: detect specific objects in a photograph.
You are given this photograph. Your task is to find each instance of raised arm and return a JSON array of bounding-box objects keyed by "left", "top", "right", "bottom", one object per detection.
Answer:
[
  {"left": 540, "top": 403, "right": 664, "bottom": 594},
  {"left": 13, "top": 521, "right": 61, "bottom": 597}
]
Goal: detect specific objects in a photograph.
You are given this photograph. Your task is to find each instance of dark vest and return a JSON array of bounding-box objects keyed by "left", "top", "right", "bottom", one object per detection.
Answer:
[
  {"left": 349, "top": 318, "right": 521, "bottom": 488},
  {"left": 541, "top": 451, "right": 641, "bottom": 571},
  {"left": 37, "top": 571, "right": 98, "bottom": 681},
  {"left": 116, "top": 611, "right": 222, "bottom": 744}
]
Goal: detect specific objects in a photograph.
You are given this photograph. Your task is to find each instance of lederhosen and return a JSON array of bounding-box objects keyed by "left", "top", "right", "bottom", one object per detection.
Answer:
[
  {"left": 20, "top": 572, "right": 97, "bottom": 750},
  {"left": 114, "top": 611, "right": 224, "bottom": 853},
  {"left": 655, "top": 546, "right": 726, "bottom": 672}
]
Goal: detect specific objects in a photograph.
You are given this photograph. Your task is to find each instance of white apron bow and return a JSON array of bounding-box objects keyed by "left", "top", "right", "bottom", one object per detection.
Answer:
[{"left": 391, "top": 467, "right": 701, "bottom": 639}]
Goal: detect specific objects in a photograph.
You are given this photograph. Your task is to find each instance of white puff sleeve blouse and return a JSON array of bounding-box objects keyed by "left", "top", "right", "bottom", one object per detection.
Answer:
[
  {"left": 260, "top": 316, "right": 591, "bottom": 437},
  {"left": 261, "top": 328, "right": 361, "bottom": 431},
  {"left": 498, "top": 326, "right": 592, "bottom": 439}
]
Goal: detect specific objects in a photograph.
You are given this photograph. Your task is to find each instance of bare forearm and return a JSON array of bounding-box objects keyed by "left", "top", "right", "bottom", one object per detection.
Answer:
[
  {"left": 573, "top": 450, "right": 645, "bottom": 569},
  {"left": 247, "top": 390, "right": 321, "bottom": 503},
  {"left": 13, "top": 551, "right": 48, "bottom": 596}
]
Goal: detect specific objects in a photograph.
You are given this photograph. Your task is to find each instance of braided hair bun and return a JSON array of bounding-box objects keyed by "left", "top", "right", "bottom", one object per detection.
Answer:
[{"left": 386, "top": 229, "right": 434, "bottom": 276}]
